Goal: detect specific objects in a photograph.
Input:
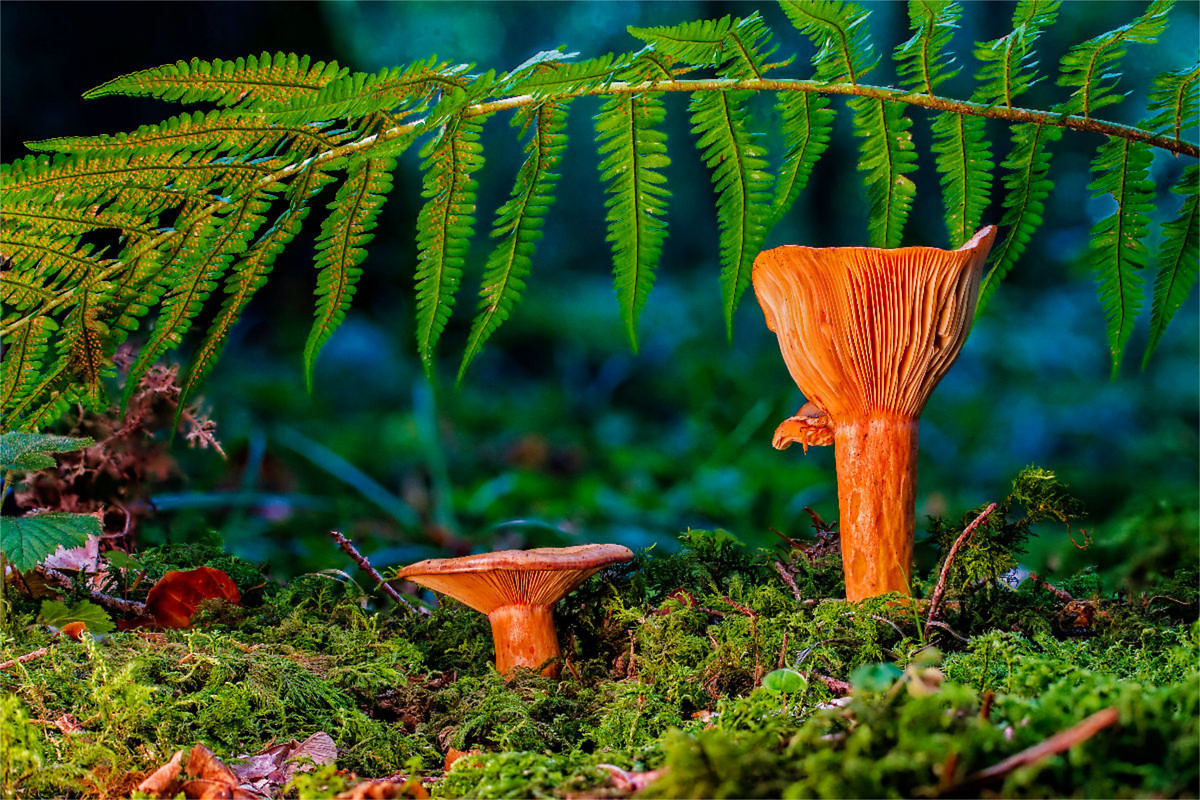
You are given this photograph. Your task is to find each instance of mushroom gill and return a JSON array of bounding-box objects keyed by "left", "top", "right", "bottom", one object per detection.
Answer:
[{"left": 752, "top": 226, "right": 997, "bottom": 601}]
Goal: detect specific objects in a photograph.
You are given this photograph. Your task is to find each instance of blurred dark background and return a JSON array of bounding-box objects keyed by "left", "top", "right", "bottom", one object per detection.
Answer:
[{"left": 3, "top": 1, "right": 1196, "bottom": 587}]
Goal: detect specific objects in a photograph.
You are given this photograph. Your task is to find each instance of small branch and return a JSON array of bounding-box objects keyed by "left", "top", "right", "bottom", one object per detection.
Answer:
[
  {"left": 954, "top": 706, "right": 1120, "bottom": 791},
  {"left": 924, "top": 503, "right": 997, "bottom": 638},
  {"left": 1029, "top": 572, "right": 1075, "bottom": 603},
  {"left": 774, "top": 561, "right": 804, "bottom": 604},
  {"left": 329, "top": 530, "right": 426, "bottom": 615},
  {"left": 39, "top": 565, "right": 148, "bottom": 618},
  {"left": 0, "top": 646, "right": 49, "bottom": 670},
  {"left": 807, "top": 672, "right": 852, "bottom": 696}
]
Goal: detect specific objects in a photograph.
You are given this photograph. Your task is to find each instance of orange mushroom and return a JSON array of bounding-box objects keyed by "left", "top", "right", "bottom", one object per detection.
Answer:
[
  {"left": 752, "top": 226, "right": 997, "bottom": 601},
  {"left": 397, "top": 544, "right": 633, "bottom": 676}
]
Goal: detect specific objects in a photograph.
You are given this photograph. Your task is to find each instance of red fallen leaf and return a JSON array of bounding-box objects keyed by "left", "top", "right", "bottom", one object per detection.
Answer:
[
  {"left": 443, "top": 748, "right": 482, "bottom": 772},
  {"left": 147, "top": 568, "right": 241, "bottom": 629},
  {"left": 337, "top": 778, "right": 429, "bottom": 799},
  {"left": 60, "top": 621, "right": 88, "bottom": 641},
  {"left": 138, "top": 749, "right": 184, "bottom": 796}
]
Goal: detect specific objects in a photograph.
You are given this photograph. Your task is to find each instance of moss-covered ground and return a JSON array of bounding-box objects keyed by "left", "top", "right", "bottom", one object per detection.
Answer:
[{"left": 2, "top": 472, "right": 1197, "bottom": 799}]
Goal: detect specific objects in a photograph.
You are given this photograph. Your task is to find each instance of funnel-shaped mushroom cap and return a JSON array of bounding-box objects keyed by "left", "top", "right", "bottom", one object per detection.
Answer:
[
  {"left": 753, "top": 226, "right": 997, "bottom": 419},
  {"left": 397, "top": 544, "right": 633, "bottom": 613}
]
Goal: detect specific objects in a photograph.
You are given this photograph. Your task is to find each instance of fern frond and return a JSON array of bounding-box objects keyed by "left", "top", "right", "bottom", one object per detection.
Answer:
[
  {"left": 0, "top": 317, "right": 56, "bottom": 413},
  {"left": 978, "top": 122, "right": 1062, "bottom": 311},
  {"left": 1055, "top": 0, "right": 1173, "bottom": 118},
  {"left": 780, "top": 0, "right": 876, "bottom": 84},
  {"left": 1143, "top": 164, "right": 1199, "bottom": 367},
  {"left": 690, "top": 89, "right": 773, "bottom": 336},
  {"left": 414, "top": 116, "right": 486, "bottom": 376},
  {"left": 123, "top": 194, "right": 272, "bottom": 406},
  {"left": 83, "top": 52, "right": 348, "bottom": 107},
  {"left": 629, "top": 12, "right": 777, "bottom": 80},
  {"left": 180, "top": 168, "right": 338, "bottom": 411},
  {"left": 1144, "top": 64, "right": 1200, "bottom": 144},
  {"left": 304, "top": 159, "right": 396, "bottom": 390},
  {"left": 595, "top": 92, "right": 671, "bottom": 352},
  {"left": 27, "top": 110, "right": 345, "bottom": 159},
  {"left": 63, "top": 287, "right": 113, "bottom": 409},
  {"left": 1, "top": 202, "right": 160, "bottom": 241},
  {"left": 0, "top": 236, "right": 113, "bottom": 296},
  {"left": 972, "top": 0, "right": 1061, "bottom": 107},
  {"left": 1, "top": 355, "right": 74, "bottom": 432},
  {"left": 459, "top": 101, "right": 569, "bottom": 380},
  {"left": 770, "top": 92, "right": 835, "bottom": 224},
  {"left": 852, "top": 98, "right": 918, "bottom": 248},
  {"left": 931, "top": 113, "right": 993, "bottom": 247},
  {"left": 896, "top": 0, "right": 961, "bottom": 95},
  {"left": 504, "top": 53, "right": 631, "bottom": 97},
  {"left": 1087, "top": 136, "right": 1155, "bottom": 376},
  {"left": 263, "top": 59, "right": 471, "bottom": 126}
]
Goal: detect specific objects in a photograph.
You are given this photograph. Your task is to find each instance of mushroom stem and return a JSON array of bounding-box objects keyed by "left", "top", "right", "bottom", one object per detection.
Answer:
[
  {"left": 834, "top": 415, "right": 918, "bottom": 600},
  {"left": 489, "top": 604, "right": 561, "bottom": 677}
]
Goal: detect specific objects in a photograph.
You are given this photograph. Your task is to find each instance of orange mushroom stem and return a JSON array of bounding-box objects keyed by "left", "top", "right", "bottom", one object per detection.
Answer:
[
  {"left": 397, "top": 544, "right": 633, "bottom": 676},
  {"left": 752, "top": 226, "right": 997, "bottom": 601}
]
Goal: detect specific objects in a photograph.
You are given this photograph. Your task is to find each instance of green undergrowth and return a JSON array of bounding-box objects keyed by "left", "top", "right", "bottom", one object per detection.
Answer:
[{"left": 1, "top": 470, "right": 1197, "bottom": 798}]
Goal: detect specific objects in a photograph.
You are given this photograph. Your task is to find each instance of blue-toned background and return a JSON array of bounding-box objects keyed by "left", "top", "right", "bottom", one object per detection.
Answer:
[{"left": 3, "top": 1, "right": 1196, "bottom": 584}]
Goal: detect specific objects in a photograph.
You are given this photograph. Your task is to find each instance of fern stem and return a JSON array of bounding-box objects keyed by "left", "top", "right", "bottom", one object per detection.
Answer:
[{"left": 2, "top": 76, "right": 1195, "bottom": 341}]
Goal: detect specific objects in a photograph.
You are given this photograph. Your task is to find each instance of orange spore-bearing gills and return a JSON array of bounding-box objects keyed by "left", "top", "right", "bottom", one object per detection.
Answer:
[
  {"left": 752, "top": 226, "right": 997, "bottom": 601},
  {"left": 398, "top": 544, "right": 633, "bottom": 676}
]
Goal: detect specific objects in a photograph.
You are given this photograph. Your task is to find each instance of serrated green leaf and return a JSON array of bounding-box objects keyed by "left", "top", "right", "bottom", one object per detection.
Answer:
[
  {"left": 40, "top": 599, "right": 115, "bottom": 634},
  {"left": 771, "top": 92, "right": 835, "bottom": 225},
  {"left": 0, "top": 512, "right": 100, "bottom": 571},
  {"left": 896, "top": 0, "right": 961, "bottom": 95},
  {"left": 595, "top": 92, "right": 671, "bottom": 352},
  {"left": 1143, "top": 165, "right": 1199, "bottom": 368},
  {"left": 780, "top": 0, "right": 877, "bottom": 84},
  {"left": 629, "top": 12, "right": 776, "bottom": 80},
  {"left": 1143, "top": 64, "right": 1200, "bottom": 143},
  {"left": 972, "top": 0, "right": 1061, "bottom": 107},
  {"left": 459, "top": 101, "right": 570, "bottom": 381},
  {"left": 0, "top": 432, "right": 93, "bottom": 473},
  {"left": 852, "top": 97, "right": 917, "bottom": 248},
  {"left": 931, "top": 112, "right": 993, "bottom": 247}
]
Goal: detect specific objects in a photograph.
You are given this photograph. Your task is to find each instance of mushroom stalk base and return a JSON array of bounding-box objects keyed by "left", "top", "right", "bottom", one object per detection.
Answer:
[
  {"left": 834, "top": 415, "right": 918, "bottom": 601},
  {"left": 488, "top": 604, "right": 561, "bottom": 677}
]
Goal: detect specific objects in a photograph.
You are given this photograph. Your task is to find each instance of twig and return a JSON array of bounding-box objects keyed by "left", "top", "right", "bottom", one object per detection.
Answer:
[
  {"left": 777, "top": 632, "right": 788, "bottom": 670},
  {"left": 953, "top": 706, "right": 1120, "bottom": 791},
  {"left": 329, "top": 530, "right": 426, "bottom": 615},
  {"left": 807, "top": 672, "right": 852, "bottom": 696},
  {"left": 979, "top": 690, "right": 995, "bottom": 721},
  {"left": 1029, "top": 572, "right": 1075, "bottom": 603},
  {"left": 924, "top": 503, "right": 997, "bottom": 638},
  {"left": 0, "top": 647, "right": 50, "bottom": 670},
  {"left": 39, "top": 566, "right": 148, "bottom": 617},
  {"left": 774, "top": 561, "right": 804, "bottom": 604}
]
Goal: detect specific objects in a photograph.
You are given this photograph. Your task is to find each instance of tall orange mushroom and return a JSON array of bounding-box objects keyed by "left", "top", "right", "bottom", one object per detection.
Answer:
[
  {"left": 752, "top": 226, "right": 997, "bottom": 601},
  {"left": 398, "top": 544, "right": 633, "bottom": 676}
]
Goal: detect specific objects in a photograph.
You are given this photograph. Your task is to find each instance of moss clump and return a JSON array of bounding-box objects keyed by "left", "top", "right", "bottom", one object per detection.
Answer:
[{"left": 1, "top": 469, "right": 1196, "bottom": 798}]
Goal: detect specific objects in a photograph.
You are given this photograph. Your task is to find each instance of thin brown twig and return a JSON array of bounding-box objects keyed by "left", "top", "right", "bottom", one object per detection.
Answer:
[
  {"left": 774, "top": 561, "right": 803, "bottom": 604},
  {"left": 0, "top": 647, "right": 50, "bottom": 670},
  {"left": 807, "top": 672, "right": 852, "bottom": 696},
  {"left": 328, "top": 530, "right": 426, "bottom": 615},
  {"left": 924, "top": 503, "right": 997, "bottom": 638},
  {"left": 1029, "top": 572, "right": 1075, "bottom": 603},
  {"left": 39, "top": 565, "right": 149, "bottom": 618},
  {"left": 951, "top": 706, "right": 1120, "bottom": 792}
]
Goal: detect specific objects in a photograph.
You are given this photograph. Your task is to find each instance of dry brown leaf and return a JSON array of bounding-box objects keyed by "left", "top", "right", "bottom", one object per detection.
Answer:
[
  {"left": 137, "top": 749, "right": 183, "bottom": 796},
  {"left": 443, "top": 748, "right": 482, "bottom": 772},
  {"left": 337, "top": 779, "right": 429, "bottom": 799},
  {"left": 147, "top": 567, "right": 241, "bottom": 628},
  {"left": 597, "top": 764, "right": 666, "bottom": 794}
]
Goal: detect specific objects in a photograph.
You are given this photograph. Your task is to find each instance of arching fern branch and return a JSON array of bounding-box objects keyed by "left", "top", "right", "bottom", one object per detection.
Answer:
[{"left": 2, "top": 2, "right": 1198, "bottom": 432}]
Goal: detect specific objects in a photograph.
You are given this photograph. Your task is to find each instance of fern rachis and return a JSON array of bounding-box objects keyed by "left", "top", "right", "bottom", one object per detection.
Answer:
[{"left": 1, "top": 2, "right": 1197, "bottom": 430}]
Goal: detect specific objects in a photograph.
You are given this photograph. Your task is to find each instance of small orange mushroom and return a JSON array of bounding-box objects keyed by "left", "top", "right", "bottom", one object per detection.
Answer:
[
  {"left": 397, "top": 544, "right": 633, "bottom": 676},
  {"left": 752, "top": 226, "right": 997, "bottom": 601}
]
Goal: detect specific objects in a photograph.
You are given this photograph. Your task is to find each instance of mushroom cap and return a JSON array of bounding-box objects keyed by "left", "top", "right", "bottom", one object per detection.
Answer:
[
  {"left": 752, "top": 226, "right": 997, "bottom": 420},
  {"left": 397, "top": 544, "right": 634, "bottom": 614}
]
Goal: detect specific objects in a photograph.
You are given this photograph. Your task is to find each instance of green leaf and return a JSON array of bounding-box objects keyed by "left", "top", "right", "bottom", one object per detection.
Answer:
[
  {"left": 763, "top": 668, "right": 808, "bottom": 693},
  {"left": 1055, "top": 0, "right": 1173, "bottom": 117},
  {"left": 629, "top": 12, "right": 777, "bottom": 80},
  {"left": 1087, "top": 137, "right": 1155, "bottom": 376},
  {"left": 852, "top": 97, "right": 917, "bottom": 248},
  {"left": 1143, "top": 165, "right": 1199, "bottom": 368},
  {"left": 0, "top": 512, "right": 101, "bottom": 571},
  {"left": 972, "top": 0, "right": 1061, "bottom": 107},
  {"left": 0, "top": 318, "right": 57, "bottom": 417},
  {"left": 770, "top": 91, "right": 835, "bottom": 225},
  {"left": 895, "top": 0, "right": 961, "bottom": 95},
  {"left": 40, "top": 599, "right": 115, "bottom": 634},
  {"left": 689, "top": 90, "right": 774, "bottom": 337},
  {"left": 304, "top": 158, "right": 396, "bottom": 391},
  {"left": 978, "top": 123, "right": 1062, "bottom": 312},
  {"left": 595, "top": 92, "right": 671, "bottom": 352},
  {"left": 850, "top": 662, "right": 903, "bottom": 692},
  {"left": 780, "top": 0, "right": 877, "bottom": 84},
  {"left": 414, "top": 115, "right": 486, "bottom": 376},
  {"left": 83, "top": 52, "right": 349, "bottom": 107},
  {"left": 0, "top": 432, "right": 93, "bottom": 473},
  {"left": 1143, "top": 64, "right": 1200, "bottom": 143},
  {"left": 931, "top": 112, "right": 993, "bottom": 247},
  {"left": 459, "top": 101, "right": 570, "bottom": 380}
]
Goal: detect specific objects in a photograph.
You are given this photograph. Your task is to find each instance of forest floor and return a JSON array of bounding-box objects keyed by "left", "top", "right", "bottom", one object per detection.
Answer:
[{"left": 1, "top": 470, "right": 1197, "bottom": 799}]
